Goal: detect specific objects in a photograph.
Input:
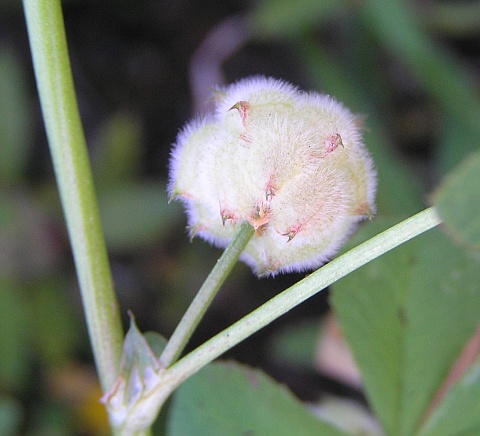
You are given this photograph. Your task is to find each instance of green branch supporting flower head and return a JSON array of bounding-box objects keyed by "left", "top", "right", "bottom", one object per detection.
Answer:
[{"left": 169, "top": 76, "right": 377, "bottom": 276}]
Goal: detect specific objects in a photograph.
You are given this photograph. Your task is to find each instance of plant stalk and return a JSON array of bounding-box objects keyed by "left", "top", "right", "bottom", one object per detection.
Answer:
[
  {"left": 160, "top": 221, "right": 255, "bottom": 368},
  {"left": 108, "top": 209, "right": 441, "bottom": 429},
  {"left": 167, "top": 207, "right": 442, "bottom": 386},
  {"left": 23, "top": 0, "right": 124, "bottom": 392}
]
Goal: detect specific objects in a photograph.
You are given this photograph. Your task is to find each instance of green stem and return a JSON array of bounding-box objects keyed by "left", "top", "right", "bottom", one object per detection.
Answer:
[
  {"left": 167, "top": 207, "right": 441, "bottom": 386},
  {"left": 109, "top": 208, "right": 441, "bottom": 430},
  {"left": 160, "top": 221, "right": 255, "bottom": 368},
  {"left": 23, "top": 0, "right": 124, "bottom": 392}
]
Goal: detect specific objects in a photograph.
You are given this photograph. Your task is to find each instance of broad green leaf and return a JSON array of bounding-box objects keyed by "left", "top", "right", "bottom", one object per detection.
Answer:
[
  {"left": 400, "top": 230, "right": 480, "bottom": 435},
  {"left": 419, "top": 360, "right": 480, "bottom": 436},
  {"left": 98, "top": 182, "right": 182, "bottom": 251},
  {"left": 331, "top": 224, "right": 480, "bottom": 436},
  {"left": 433, "top": 149, "right": 480, "bottom": 251},
  {"left": 167, "top": 361, "right": 346, "bottom": 436},
  {"left": 330, "top": 219, "right": 409, "bottom": 435}
]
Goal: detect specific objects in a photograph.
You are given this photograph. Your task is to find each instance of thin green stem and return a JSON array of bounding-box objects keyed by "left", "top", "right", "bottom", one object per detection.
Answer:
[
  {"left": 166, "top": 207, "right": 441, "bottom": 386},
  {"left": 160, "top": 221, "right": 255, "bottom": 368},
  {"left": 107, "top": 208, "right": 441, "bottom": 429},
  {"left": 23, "top": 0, "right": 124, "bottom": 392}
]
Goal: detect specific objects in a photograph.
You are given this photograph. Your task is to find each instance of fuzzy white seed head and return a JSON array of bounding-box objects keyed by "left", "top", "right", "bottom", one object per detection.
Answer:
[{"left": 169, "top": 76, "right": 377, "bottom": 276}]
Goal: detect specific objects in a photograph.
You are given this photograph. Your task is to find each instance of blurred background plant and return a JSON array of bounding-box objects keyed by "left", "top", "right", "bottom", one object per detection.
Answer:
[{"left": 1, "top": 0, "right": 480, "bottom": 434}]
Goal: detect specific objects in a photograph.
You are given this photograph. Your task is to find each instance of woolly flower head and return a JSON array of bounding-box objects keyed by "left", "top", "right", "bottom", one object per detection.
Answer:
[{"left": 169, "top": 76, "right": 377, "bottom": 276}]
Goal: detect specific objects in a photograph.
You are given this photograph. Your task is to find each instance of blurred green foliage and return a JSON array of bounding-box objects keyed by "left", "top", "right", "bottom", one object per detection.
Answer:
[{"left": 1, "top": 0, "right": 480, "bottom": 434}]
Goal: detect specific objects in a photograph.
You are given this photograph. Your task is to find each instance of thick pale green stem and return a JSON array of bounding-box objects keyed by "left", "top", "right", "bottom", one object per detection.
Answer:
[
  {"left": 160, "top": 221, "right": 255, "bottom": 367},
  {"left": 166, "top": 207, "right": 442, "bottom": 387},
  {"left": 23, "top": 0, "right": 123, "bottom": 392}
]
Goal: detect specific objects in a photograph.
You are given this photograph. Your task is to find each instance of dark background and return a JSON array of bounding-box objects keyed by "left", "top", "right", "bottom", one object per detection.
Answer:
[{"left": 1, "top": 0, "right": 479, "bottom": 433}]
